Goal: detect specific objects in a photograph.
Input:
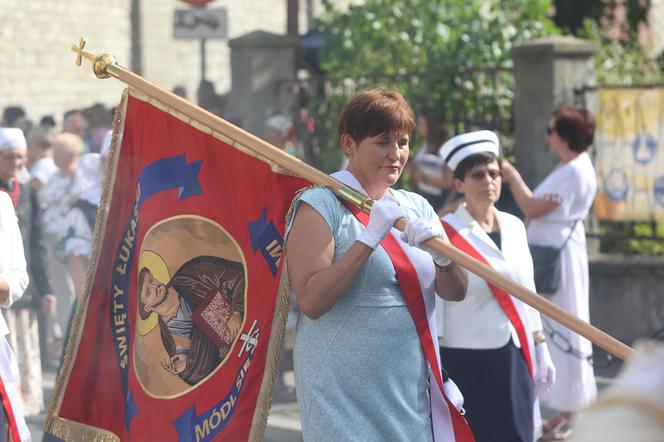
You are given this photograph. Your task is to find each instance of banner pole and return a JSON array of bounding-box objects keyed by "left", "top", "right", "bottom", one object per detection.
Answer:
[{"left": 70, "top": 40, "right": 635, "bottom": 362}]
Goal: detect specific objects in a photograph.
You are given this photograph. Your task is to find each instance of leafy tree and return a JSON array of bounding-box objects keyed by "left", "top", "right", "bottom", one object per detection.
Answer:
[
  {"left": 307, "top": 0, "right": 558, "bottom": 171},
  {"left": 580, "top": 18, "right": 663, "bottom": 85}
]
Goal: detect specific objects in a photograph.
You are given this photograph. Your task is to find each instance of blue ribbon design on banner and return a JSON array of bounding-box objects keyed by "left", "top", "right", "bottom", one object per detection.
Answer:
[
  {"left": 248, "top": 208, "right": 283, "bottom": 277},
  {"left": 172, "top": 350, "right": 254, "bottom": 442},
  {"left": 110, "top": 154, "right": 202, "bottom": 430}
]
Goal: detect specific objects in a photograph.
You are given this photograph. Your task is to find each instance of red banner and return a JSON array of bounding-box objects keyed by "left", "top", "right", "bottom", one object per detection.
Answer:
[{"left": 46, "top": 90, "right": 309, "bottom": 441}]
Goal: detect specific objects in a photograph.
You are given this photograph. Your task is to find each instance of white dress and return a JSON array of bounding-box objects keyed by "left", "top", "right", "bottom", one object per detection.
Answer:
[{"left": 526, "top": 152, "right": 597, "bottom": 411}]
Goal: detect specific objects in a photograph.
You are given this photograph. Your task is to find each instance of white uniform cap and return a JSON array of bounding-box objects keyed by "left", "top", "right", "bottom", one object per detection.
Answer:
[
  {"left": 0, "top": 128, "right": 27, "bottom": 151},
  {"left": 266, "top": 115, "right": 292, "bottom": 137},
  {"left": 439, "top": 130, "right": 499, "bottom": 171}
]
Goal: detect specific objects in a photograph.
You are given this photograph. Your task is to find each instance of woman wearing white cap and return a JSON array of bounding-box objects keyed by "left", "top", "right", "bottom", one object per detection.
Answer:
[
  {"left": 286, "top": 89, "right": 474, "bottom": 441},
  {"left": 502, "top": 107, "right": 598, "bottom": 440},
  {"left": 0, "top": 127, "right": 31, "bottom": 441},
  {"left": 437, "top": 130, "right": 555, "bottom": 442},
  {"left": 0, "top": 126, "right": 55, "bottom": 417}
]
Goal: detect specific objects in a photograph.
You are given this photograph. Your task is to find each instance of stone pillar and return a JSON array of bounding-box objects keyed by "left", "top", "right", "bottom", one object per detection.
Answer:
[
  {"left": 511, "top": 37, "right": 599, "bottom": 187},
  {"left": 228, "top": 30, "right": 298, "bottom": 137}
]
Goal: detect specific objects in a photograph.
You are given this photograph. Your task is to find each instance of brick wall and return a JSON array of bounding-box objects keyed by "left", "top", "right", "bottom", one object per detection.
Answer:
[
  {"left": 0, "top": 0, "right": 130, "bottom": 125},
  {"left": 0, "top": 0, "right": 361, "bottom": 125}
]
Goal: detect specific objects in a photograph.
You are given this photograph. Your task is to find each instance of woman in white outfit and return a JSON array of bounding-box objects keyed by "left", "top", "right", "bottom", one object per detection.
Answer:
[
  {"left": 437, "top": 130, "right": 556, "bottom": 442},
  {"left": 0, "top": 184, "right": 30, "bottom": 441},
  {"left": 502, "top": 106, "right": 598, "bottom": 440}
]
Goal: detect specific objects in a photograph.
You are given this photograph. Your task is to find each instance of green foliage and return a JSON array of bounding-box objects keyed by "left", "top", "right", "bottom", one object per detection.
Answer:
[
  {"left": 580, "top": 19, "right": 664, "bottom": 85},
  {"left": 598, "top": 221, "right": 664, "bottom": 255},
  {"left": 308, "top": 0, "right": 558, "bottom": 171}
]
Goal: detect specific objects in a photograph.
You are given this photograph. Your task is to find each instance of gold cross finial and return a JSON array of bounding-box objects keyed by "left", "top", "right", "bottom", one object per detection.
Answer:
[
  {"left": 71, "top": 37, "right": 95, "bottom": 66},
  {"left": 70, "top": 38, "right": 119, "bottom": 79}
]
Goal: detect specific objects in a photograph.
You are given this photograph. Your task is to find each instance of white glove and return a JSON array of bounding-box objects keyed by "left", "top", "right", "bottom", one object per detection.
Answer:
[
  {"left": 443, "top": 378, "right": 465, "bottom": 412},
  {"left": 356, "top": 195, "right": 406, "bottom": 249},
  {"left": 400, "top": 218, "right": 452, "bottom": 267},
  {"left": 535, "top": 342, "right": 556, "bottom": 393}
]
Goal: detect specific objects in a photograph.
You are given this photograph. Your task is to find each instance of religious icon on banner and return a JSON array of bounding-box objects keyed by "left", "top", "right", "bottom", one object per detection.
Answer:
[{"left": 134, "top": 216, "right": 246, "bottom": 396}]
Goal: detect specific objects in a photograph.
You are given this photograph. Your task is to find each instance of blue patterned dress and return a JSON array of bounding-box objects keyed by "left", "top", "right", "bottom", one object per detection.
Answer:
[{"left": 287, "top": 187, "right": 436, "bottom": 442}]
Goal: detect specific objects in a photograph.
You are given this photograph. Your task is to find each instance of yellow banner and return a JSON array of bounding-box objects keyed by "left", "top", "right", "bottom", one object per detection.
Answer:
[{"left": 594, "top": 87, "right": 664, "bottom": 221}]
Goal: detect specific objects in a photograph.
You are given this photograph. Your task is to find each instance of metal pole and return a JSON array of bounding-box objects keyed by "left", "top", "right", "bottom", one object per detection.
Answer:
[{"left": 200, "top": 38, "right": 207, "bottom": 81}]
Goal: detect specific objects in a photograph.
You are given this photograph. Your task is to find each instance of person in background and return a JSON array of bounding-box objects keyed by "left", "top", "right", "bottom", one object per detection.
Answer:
[
  {"left": 39, "top": 116, "right": 56, "bottom": 130},
  {"left": 58, "top": 130, "right": 112, "bottom": 299},
  {"left": 0, "top": 127, "right": 54, "bottom": 414},
  {"left": 0, "top": 189, "right": 30, "bottom": 442},
  {"left": 172, "top": 85, "right": 187, "bottom": 99},
  {"left": 286, "top": 88, "right": 471, "bottom": 441},
  {"left": 40, "top": 132, "right": 88, "bottom": 351},
  {"left": 2, "top": 107, "right": 26, "bottom": 128},
  {"left": 2, "top": 107, "right": 32, "bottom": 137},
  {"left": 266, "top": 114, "right": 297, "bottom": 157},
  {"left": 197, "top": 80, "right": 225, "bottom": 117},
  {"left": 62, "top": 110, "right": 89, "bottom": 151},
  {"left": 25, "top": 125, "right": 57, "bottom": 191},
  {"left": 437, "top": 130, "right": 555, "bottom": 442},
  {"left": 409, "top": 109, "right": 453, "bottom": 212},
  {"left": 502, "top": 106, "right": 598, "bottom": 441},
  {"left": 83, "top": 104, "right": 112, "bottom": 154}
]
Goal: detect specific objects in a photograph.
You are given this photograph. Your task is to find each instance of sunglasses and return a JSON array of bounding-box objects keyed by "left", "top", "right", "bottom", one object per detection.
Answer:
[
  {"left": 468, "top": 169, "right": 501, "bottom": 181},
  {"left": 547, "top": 126, "right": 555, "bottom": 135}
]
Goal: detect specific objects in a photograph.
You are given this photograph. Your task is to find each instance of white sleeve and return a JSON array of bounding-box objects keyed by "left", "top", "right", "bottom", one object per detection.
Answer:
[
  {"left": 30, "top": 159, "right": 57, "bottom": 186},
  {"left": 0, "top": 194, "right": 28, "bottom": 307},
  {"left": 534, "top": 165, "right": 581, "bottom": 217}
]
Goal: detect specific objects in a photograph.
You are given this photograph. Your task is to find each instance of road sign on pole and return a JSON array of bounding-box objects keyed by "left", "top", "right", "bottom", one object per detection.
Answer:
[{"left": 173, "top": 8, "right": 227, "bottom": 39}]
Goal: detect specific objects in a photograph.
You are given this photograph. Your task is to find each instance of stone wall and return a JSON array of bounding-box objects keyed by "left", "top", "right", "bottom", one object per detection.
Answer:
[
  {"left": 589, "top": 255, "right": 664, "bottom": 346},
  {"left": 0, "top": 1, "right": 361, "bottom": 127},
  {"left": 0, "top": 0, "right": 130, "bottom": 123}
]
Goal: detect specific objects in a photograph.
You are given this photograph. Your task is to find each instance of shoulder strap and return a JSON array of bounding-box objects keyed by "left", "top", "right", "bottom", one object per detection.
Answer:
[{"left": 560, "top": 219, "right": 580, "bottom": 250}]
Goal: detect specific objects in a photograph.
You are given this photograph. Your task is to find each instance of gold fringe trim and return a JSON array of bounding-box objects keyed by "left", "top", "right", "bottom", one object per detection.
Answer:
[
  {"left": 247, "top": 186, "right": 322, "bottom": 441},
  {"left": 248, "top": 264, "right": 292, "bottom": 442},
  {"left": 45, "top": 416, "right": 120, "bottom": 442},
  {"left": 46, "top": 88, "right": 129, "bottom": 432}
]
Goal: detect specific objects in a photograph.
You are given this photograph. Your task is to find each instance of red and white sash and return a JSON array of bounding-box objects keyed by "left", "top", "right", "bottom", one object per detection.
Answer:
[
  {"left": 441, "top": 219, "right": 535, "bottom": 376},
  {"left": 332, "top": 171, "right": 474, "bottom": 442},
  {"left": 0, "top": 338, "right": 30, "bottom": 442}
]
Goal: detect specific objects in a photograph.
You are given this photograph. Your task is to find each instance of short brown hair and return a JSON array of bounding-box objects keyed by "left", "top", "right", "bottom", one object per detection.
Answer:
[
  {"left": 551, "top": 106, "right": 595, "bottom": 152},
  {"left": 337, "top": 88, "right": 415, "bottom": 142}
]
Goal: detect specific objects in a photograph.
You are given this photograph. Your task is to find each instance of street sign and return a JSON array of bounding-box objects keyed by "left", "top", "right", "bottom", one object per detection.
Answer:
[
  {"left": 173, "top": 8, "right": 227, "bottom": 39},
  {"left": 180, "top": 0, "right": 214, "bottom": 6}
]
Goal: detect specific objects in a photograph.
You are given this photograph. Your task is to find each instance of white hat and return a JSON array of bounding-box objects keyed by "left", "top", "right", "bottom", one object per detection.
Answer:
[
  {"left": 0, "top": 128, "right": 27, "bottom": 151},
  {"left": 439, "top": 130, "right": 499, "bottom": 171},
  {"left": 266, "top": 115, "right": 292, "bottom": 136}
]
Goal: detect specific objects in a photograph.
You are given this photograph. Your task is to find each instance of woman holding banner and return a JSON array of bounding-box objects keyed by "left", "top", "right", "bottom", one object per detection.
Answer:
[
  {"left": 285, "top": 88, "right": 473, "bottom": 441},
  {"left": 437, "top": 130, "right": 556, "bottom": 442},
  {"left": 502, "top": 106, "right": 598, "bottom": 440}
]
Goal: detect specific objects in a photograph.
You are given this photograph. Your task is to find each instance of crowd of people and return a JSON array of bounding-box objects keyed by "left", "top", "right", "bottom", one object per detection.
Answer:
[
  {"left": 0, "top": 103, "right": 114, "bottom": 429},
  {"left": 0, "top": 85, "right": 658, "bottom": 442}
]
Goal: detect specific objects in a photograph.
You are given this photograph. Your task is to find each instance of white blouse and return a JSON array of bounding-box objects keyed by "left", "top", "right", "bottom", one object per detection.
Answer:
[{"left": 0, "top": 192, "right": 28, "bottom": 335}]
